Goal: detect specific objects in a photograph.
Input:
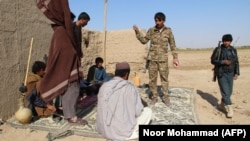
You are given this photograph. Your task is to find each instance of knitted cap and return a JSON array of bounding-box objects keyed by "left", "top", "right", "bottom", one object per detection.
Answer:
[
  {"left": 115, "top": 62, "right": 130, "bottom": 70},
  {"left": 222, "top": 34, "right": 233, "bottom": 42}
]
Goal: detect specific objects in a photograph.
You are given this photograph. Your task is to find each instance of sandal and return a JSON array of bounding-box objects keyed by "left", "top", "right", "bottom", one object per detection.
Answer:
[{"left": 67, "top": 118, "right": 88, "bottom": 125}]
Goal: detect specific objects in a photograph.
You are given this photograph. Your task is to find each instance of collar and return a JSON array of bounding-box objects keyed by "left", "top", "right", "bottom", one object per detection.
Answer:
[{"left": 153, "top": 26, "right": 166, "bottom": 32}]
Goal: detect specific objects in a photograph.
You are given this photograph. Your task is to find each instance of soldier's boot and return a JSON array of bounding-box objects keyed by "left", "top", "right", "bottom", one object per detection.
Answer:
[
  {"left": 161, "top": 90, "right": 171, "bottom": 106},
  {"left": 162, "top": 97, "right": 171, "bottom": 106},
  {"left": 225, "top": 105, "right": 233, "bottom": 118},
  {"left": 150, "top": 96, "right": 158, "bottom": 105}
]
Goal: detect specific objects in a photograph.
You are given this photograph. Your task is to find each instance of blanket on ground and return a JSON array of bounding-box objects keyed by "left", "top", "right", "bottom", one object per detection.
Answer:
[{"left": 6, "top": 86, "right": 198, "bottom": 140}]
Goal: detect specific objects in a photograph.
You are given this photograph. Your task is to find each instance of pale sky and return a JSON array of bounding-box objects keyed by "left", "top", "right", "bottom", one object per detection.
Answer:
[{"left": 69, "top": 0, "right": 250, "bottom": 48}]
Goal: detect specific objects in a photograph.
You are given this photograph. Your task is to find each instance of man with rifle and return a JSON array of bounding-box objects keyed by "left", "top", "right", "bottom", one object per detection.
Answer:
[
  {"left": 210, "top": 34, "right": 240, "bottom": 118},
  {"left": 212, "top": 41, "right": 222, "bottom": 82}
]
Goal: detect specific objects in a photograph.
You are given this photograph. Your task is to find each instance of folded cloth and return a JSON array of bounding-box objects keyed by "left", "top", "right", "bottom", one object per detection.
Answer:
[
  {"left": 47, "top": 130, "right": 73, "bottom": 141},
  {"left": 77, "top": 95, "right": 97, "bottom": 109}
]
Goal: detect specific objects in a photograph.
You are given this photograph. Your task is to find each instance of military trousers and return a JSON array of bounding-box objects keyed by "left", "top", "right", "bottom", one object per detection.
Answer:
[
  {"left": 148, "top": 61, "right": 169, "bottom": 100},
  {"left": 217, "top": 72, "right": 234, "bottom": 105}
]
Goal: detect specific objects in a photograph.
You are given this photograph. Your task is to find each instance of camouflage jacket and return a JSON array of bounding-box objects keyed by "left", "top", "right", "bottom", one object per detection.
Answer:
[{"left": 135, "top": 26, "right": 178, "bottom": 62}]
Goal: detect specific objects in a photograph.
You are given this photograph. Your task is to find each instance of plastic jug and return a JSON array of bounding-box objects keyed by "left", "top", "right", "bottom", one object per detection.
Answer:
[{"left": 134, "top": 72, "right": 140, "bottom": 87}]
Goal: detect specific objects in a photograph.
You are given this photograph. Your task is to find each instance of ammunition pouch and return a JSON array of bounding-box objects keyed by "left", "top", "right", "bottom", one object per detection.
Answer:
[{"left": 222, "top": 64, "right": 234, "bottom": 73}]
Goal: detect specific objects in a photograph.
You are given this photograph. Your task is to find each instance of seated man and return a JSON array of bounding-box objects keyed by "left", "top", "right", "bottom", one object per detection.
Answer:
[
  {"left": 86, "top": 57, "right": 110, "bottom": 83},
  {"left": 27, "top": 81, "right": 56, "bottom": 118},
  {"left": 77, "top": 71, "right": 98, "bottom": 109},
  {"left": 77, "top": 57, "right": 111, "bottom": 109},
  {"left": 25, "top": 61, "right": 56, "bottom": 118},
  {"left": 80, "top": 57, "right": 110, "bottom": 96},
  {"left": 96, "top": 62, "right": 152, "bottom": 141}
]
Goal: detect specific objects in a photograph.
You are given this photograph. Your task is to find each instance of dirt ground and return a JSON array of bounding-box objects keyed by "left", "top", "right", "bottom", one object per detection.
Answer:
[{"left": 1, "top": 48, "right": 250, "bottom": 141}]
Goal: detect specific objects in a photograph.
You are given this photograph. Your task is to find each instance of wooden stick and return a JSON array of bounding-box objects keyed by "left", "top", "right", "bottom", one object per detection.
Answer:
[{"left": 24, "top": 37, "right": 34, "bottom": 85}]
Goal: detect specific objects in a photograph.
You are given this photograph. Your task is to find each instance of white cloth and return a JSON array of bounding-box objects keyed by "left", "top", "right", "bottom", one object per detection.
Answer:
[
  {"left": 126, "top": 107, "right": 152, "bottom": 140},
  {"left": 96, "top": 77, "right": 152, "bottom": 141}
]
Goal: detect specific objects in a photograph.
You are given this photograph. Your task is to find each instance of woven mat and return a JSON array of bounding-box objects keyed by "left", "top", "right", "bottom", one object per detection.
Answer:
[
  {"left": 141, "top": 86, "right": 199, "bottom": 125},
  {"left": 6, "top": 86, "right": 198, "bottom": 140}
]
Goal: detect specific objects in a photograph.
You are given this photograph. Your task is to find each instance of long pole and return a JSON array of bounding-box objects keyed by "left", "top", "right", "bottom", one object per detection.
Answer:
[
  {"left": 103, "top": 0, "right": 108, "bottom": 68},
  {"left": 24, "top": 37, "right": 34, "bottom": 85}
]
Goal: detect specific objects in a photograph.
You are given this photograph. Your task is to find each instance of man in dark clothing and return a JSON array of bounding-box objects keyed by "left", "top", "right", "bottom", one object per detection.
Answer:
[
  {"left": 79, "top": 57, "right": 110, "bottom": 96},
  {"left": 36, "top": 0, "right": 87, "bottom": 125},
  {"left": 72, "top": 12, "right": 90, "bottom": 59},
  {"left": 86, "top": 57, "right": 110, "bottom": 83},
  {"left": 211, "top": 34, "right": 240, "bottom": 118}
]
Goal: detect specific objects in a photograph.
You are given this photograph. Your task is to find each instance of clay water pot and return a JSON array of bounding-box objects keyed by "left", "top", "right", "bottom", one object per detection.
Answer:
[{"left": 14, "top": 97, "right": 32, "bottom": 124}]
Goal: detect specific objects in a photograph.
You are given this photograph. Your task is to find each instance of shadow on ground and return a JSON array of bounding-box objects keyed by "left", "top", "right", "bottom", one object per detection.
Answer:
[
  {"left": 197, "top": 89, "right": 229, "bottom": 118},
  {"left": 196, "top": 89, "right": 219, "bottom": 107}
]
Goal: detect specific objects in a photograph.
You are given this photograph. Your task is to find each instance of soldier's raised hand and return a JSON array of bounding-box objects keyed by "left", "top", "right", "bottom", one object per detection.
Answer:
[{"left": 133, "top": 25, "right": 139, "bottom": 33}]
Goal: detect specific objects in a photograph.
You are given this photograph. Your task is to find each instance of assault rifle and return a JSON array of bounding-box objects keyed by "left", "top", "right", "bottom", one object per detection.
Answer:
[
  {"left": 143, "top": 47, "right": 150, "bottom": 73},
  {"left": 143, "top": 59, "right": 150, "bottom": 73},
  {"left": 212, "top": 41, "right": 222, "bottom": 82}
]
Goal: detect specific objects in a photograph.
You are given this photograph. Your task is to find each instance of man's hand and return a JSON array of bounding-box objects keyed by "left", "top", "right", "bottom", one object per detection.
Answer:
[
  {"left": 46, "top": 104, "right": 56, "bottom": 113},
  {"left": 223, "top": 60, "right": 231, "bottom": 65},
  {"left": 173, "top": 59, "right": 179, "bottom": 68},
  {"left": 133, "top": 25, "right": 139, "bottom": 33},
  {"left": 234, "top": 74, "right": 238, "bottom": 80}
]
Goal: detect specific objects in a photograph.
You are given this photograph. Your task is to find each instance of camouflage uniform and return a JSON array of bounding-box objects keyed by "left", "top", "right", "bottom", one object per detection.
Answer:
[{"left": 135, "top": 26, "right": 178, "bottom": 101}]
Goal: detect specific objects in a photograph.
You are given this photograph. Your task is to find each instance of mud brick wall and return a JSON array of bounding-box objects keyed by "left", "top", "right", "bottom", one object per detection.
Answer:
[{"left": 0, "top": 0, "right": 147, "bottom": 119}]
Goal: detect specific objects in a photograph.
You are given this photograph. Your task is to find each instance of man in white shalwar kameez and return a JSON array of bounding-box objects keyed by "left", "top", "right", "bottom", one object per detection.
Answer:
[{"left": 96, "top": 62, "right": 152, "bottom": 141}]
